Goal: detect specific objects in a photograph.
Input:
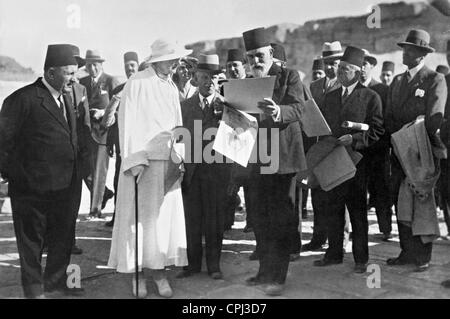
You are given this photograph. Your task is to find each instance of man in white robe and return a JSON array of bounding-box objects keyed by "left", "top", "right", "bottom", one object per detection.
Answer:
[{"left": 108, "top": 38, "right": 192, "bottom": 298}]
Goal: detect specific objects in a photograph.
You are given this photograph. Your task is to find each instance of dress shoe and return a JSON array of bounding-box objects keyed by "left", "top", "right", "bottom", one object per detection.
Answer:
[
  {"left": 289, "top": 253, "right": 300, "bottom": 262},
  {"left": 101, "top": 189, "right": 114, "bottom": 210},
  {"left": 243, "top": 225, "right": 253, "bottom": 233},
  {"left": 86, "top": 210, "right": 102, "bottom": 220},
  {"left": 209, "top": 272, "right": 223, "bottom": 280},
  {"left": 263, "top": 283, "right": 285, "bottom": 296},
  {"left": 414, "top": 263, "right": 430, "bottom": 272},
  {"left": 249, "top": 251, "right": 259, "bottom": 261},
  {"left": 176, "top": 269, "right": 200, "bottom": 278},
  {"left": 105, "top": 220, "right": 114, "bottom": 227},
  {"left": 354, "top": 263, "right": 367, "bottom": 273},
  {"left": 382, "top": 232, "right": 392, "bottom": 242},
  {"left": 386, "top": 256, "right": 413, "bottom": 266},
  {"left": 245, "top": 276, "right": 265, "bottom": 286},
  {"left": 301, "top": 242, "right": 324, "bottom": 252},
  {"left": 441, "top": 280, "right": 450, "bottom": 288},
  {"left": 132, "top": 277, "right": 147, "bottom": 299},
  {"left": 71, "top": 245, "right": 83, "bottom": 255},
  {"left": 313, "top": 258, "right": 343, "bottom": 267},
  {"left": 154, "top": 278, "right": 173, "bottom": 298}
]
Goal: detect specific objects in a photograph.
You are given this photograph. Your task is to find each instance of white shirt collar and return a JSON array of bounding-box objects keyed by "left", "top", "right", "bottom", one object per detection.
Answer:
[
  {"left": 199, "top": 92, "right": 215, "bottom": 109},
  {"left": 342, "top": 81, "right": 359, "bottom": 96},
  {"left": 361, "top": 77, "right": 372, "bottom": 87},
  {"left": 92, "top": 71, "right": 103, "bottom": 83},
  {"left": 42, "top": 77, "right": 62, "bottom": 104},
  {"left": 408, "top": 61, "right": 425, "bottom": 80}
]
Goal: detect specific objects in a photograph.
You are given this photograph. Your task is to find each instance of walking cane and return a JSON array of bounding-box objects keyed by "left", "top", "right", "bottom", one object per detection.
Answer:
[{"left": 134, "top": 176, "right": 139, "bottom": 299}]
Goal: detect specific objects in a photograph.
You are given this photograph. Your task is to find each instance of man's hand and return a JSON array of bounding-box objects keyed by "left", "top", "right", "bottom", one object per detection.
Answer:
[
  {"left": 337, "top": 134, "right": 353, "bottom": 146},
  {"left": 90, "top": 109, "right": 105, "bottom": 121},
  {"left": 257, "top": 98, "right": 280, "bottom": 118},
  {"left": 129, "top": 164, "right": 146, "bottom": 184}
]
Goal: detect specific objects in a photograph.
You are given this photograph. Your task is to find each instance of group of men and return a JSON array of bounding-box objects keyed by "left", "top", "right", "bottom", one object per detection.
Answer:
[{"left": 1, "top": 25, "right": 449, "bottom": 298}]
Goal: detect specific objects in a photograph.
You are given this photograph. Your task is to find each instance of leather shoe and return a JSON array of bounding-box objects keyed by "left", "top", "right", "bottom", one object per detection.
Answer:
[
  {"left": 414, "top": 263, "right": 430, "bottom": 272},
  {"left": 154, "top": 278, "right": 173, "bottom": 298},
  {"left": 71, "top": 245, "right": 83, "bottom": 255},
  {"left": 354, "top": 263, "right": 367, "bottom": 273},
  {"left": 176, "top": 269, "right": 200, "bottom": 278},
  {"left": 86, "top": 210, "right": 102, "bottom": 220},
  {"left": 301, "top": 242, "right": 324, "bottom": 252},
  {"left": 209, "top": 272, "right": 223, "bottom": 280},
  {"left": 243, "top": 225, "right": 253, "bottom": 233},
  {"left": 249, "top": 251, "right": 259, "bottom": 261},
  {"left": 101, "top": 189, "right": 114, "bottom": 210},
  {"left": 263, "top": 283, "right": 284, "bottom": 296},
  {"left": 386, "top": 256, "right": 413, "bottom": 266},
  {"left": 245, "top": 276, "right": 265, "bottom": 286},
  {"left": 382, "top": 232, "right": 392, "bottom": 242},
  {"left": 105, "top": 220, "right": 114, "bottom": 227},
  {"left": 132, "top": 277, "right": 147, "bottom": 299},
  {"left": 289, "top": 253, "right": 300, "bottom": 262},
  {"left": 313, "top": 258, "right": 343, "bottom": 267}
]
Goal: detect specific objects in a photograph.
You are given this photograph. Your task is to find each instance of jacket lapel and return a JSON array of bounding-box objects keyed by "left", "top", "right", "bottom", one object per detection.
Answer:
[
  {"left": 36, "top": 79, "right": 70, "bottom": 132},
  {"left": 341, "top": 83, "right": 363, "bottom": 116}
]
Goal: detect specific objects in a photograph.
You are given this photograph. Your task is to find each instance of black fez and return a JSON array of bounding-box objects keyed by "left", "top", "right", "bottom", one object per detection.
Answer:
[
  {"left": 312, "top": 58, "right": 325, "bottom": 71},
  {"left": 382, "top": 61, "right": 395, "bottom": 72},
  {"left": 243, "top": 27, "right": 270, "bottom": 51},
  {"left": 44, "top": 44, "right": 83, "bottom": 69},
  {"left": 341, "top": 46, "right": 365, "bottom": 68},
  {"left": 227, "top": 49, "right": 246, "bottom": 63},
  {"left": 124, "top": 51, "right": 139, "bottom": 64},
  {"left": 271, "top": 43, "right": 287, "bottom": 63}
]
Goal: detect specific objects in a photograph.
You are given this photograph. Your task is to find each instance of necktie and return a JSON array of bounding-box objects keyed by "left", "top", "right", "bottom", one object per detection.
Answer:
[
  {"left": 405, "top": 70, "right": 411, "bottom": 83},
  {"left": 342, "top": 88, "right": 349, "bottom": 104},
  {"left": 203, "top": 98, "right": 210, "bottom": 117},
  {"left": 57, "top": 94, "right": 67, "bottom": 122}
]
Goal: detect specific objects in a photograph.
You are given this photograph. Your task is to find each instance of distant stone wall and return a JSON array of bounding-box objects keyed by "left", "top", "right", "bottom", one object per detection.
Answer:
[{"left": 186, "top": 1, "right": 450, "bottom": 82}]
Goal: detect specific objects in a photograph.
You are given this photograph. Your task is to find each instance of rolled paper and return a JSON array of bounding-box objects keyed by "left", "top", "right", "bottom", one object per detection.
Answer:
[{"left": 342, "top": 121, "right": 369, "bottom": 131}]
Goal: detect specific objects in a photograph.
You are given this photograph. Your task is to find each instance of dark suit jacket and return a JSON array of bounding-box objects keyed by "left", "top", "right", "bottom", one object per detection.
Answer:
[
  {"left": 365, "top": 78, "right": 389, "bottom": 151},
  {"left": 441, "top": 74, "right": 450, "bottom": 147},
  {"left": 310, "top": 76, "right": 341, "bottom": 109},
  {"left": 181, "top": 92, "right": 229, "bottom": 188},
  {"left": 385, "top": 65, "right": 447, "bottom": 138},
  {"left": 0, "top": 78, "right": 81, "bottom": 195},
  {"left": 321, "top": 82, "right": 384, "bottom": 151},
  {"left": 258, "top": 63, "right": 307, "bottom": 174}
]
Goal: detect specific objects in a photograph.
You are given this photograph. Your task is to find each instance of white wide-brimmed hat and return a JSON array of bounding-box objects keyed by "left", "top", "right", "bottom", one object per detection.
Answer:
[
  {"left": 146, "top": 38, "right": 193, "bottom": 63},
  {"left": 321, "top": 41, "right": 343, "bottom": 61}
]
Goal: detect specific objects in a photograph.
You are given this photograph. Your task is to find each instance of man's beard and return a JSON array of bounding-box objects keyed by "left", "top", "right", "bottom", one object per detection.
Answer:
[{"left": 251, "top": 66, "right": 268, "bottom": 78}]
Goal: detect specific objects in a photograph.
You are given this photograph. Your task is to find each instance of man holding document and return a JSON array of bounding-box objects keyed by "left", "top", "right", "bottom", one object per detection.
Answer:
[
  {"left": 312, "top": 46, "right": 384, "bottom": 273},
  {"left": 222, "top": 27, "right": 307, "bottom": 296}
]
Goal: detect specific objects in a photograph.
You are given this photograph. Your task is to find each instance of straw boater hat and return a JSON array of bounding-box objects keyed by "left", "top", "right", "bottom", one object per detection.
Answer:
[
  {"left": 84, "top": 49, "right": 106, "bottom": 63},
  {"left": 321, "top": 41, "right": 343, "bottom": 61},
  {"left": 146, "top": 38, "right": 192, "bottom": 63},
  {"left": 397, "top": 29, "right": 435, "bottom": 53}
]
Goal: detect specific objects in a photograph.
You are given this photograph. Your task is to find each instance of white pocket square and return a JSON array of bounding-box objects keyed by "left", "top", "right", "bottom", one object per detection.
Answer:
[{"left": 415, "top": 89, "right": 425, "bottom": 98}]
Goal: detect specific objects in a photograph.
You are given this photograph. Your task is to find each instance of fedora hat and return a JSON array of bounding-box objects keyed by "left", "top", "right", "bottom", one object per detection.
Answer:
[
  {"left": 196, "top": 54, "right": 222, "bottom": 74},
  {"left": 397, "top": 29, "right": 435, "bottom": 53},
  {"left": 361, "top": 49, "right": 378, "bottom": 66},
  {"left": 85, "top": 49, "right": 106, "bottom": 63},
  {"left": 44, "top": 44, "right": 84, "bottom": 69},
  {"left": 321, "top": 41, "right": 343, "bottom": 61},
  {"left": 341, "top": 46, "right": 365, "bottom": 68},
  {"left": 243, "top": 27, "right": 270, "bottom": 51},
  {"left": 146, "top": 38, "right": 192, "bottom": 63}
]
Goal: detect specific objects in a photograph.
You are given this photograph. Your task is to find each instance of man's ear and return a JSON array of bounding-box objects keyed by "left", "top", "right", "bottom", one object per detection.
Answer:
[{"left": 269, "top": 47, "right": 274, "bottom": 59}]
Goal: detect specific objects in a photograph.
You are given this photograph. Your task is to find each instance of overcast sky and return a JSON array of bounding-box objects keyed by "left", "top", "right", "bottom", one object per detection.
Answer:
[{"left": 0, "top": 0, "right": 418, "bottom": 76}]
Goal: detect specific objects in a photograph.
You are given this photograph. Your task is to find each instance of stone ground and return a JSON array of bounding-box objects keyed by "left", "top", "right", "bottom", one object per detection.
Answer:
[{"left": 1, "top": 160, "right": 450, "bottom": 299}]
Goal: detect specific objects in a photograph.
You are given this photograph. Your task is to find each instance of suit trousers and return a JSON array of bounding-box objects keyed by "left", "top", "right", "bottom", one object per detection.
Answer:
[
  {"left": 183, "top": 164, "right": 227, "bottom": 274},
  {"left": 391, "top": 155, "right": 434, "bottom": 265},
  {"left": 439, "top": 158, "right": 450, "bottom": 234},
  {"left": 253, "top": 172, "right": 296, "bottom": 284},
  {"left": 367, "top": 148, "right": 393, "bottom": 234},
  {"left": 316, "top": 160, "right": 369, "bottom": 264},
  {"left": 91, "top": 144, "right": 110, "bottom": 212},
  {"left": 310, "top": 188, "right": 329, "bottom": 246},
  {"left": 11, "top": 181, "right": 78, "bottom": 298}
]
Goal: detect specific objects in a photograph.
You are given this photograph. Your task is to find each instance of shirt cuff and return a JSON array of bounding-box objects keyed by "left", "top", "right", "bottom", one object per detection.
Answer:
[{"left": 271, "top": 104, "right": 282, "bottom": 122}]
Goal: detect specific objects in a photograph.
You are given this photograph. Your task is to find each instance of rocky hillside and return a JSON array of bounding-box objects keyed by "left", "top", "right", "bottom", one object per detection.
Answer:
[
  {"left": 186, "top": 1, "right": 450, "bottom": 81},
  {"left": 0, "top": 55, "right": 35, "bottom": 81}
]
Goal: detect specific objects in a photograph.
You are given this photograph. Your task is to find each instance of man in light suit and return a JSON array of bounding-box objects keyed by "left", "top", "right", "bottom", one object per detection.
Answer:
[
  {"left": 80, "top": 50, "right": 120, "bottom": 219},
  {"left": 385, "top": 29, "right": 447, "bottom": 272},
  {"left": 241, "top": 27, "right": 307, "bottom": 296},
  {"left": 302, "top": 41, "right": 343, "bottom": 252},
  {"left": 0, "top": 44, "right": 87, "bottom": 298},
  {"left": 313, "top": 46, "right": 384, "bottom": 273},
  {"left": 360, "top": 49, "right": 393, "bottom": 241},
  {"left": 178, "top": 54, "right": 230, "bottom": 280}
]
